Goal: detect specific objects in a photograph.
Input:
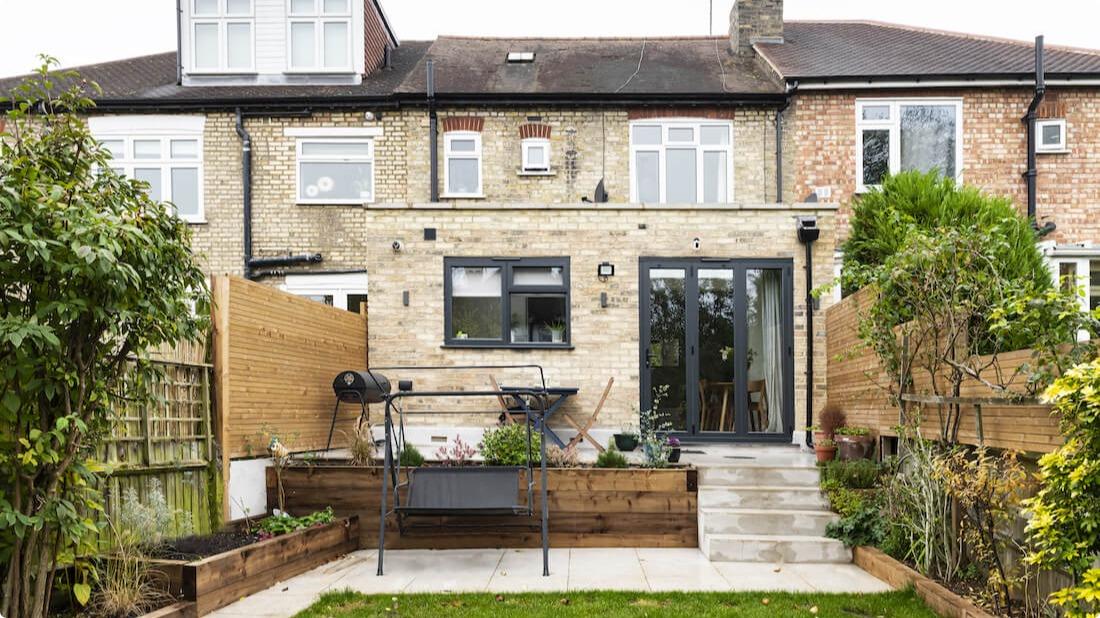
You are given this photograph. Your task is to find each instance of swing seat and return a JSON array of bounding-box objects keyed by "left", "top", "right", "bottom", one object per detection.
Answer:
[{"left": 397, "top": 467, "right": 528, "bottom": 516}]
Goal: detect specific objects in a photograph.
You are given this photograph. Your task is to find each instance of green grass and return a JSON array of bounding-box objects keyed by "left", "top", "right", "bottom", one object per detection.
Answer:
[{"left": 293, "top": 588, "right": 936, "bottom": 617}]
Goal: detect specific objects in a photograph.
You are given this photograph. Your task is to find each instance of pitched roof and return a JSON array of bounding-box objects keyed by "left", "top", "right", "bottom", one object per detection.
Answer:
[
  {"left": 756, "top": 21, "right": 1100, "bottom": 82},
  {"left": 0, "top": 42, "right": 431, "bottom": 110},
  {"left": 394, "top": 36, "right": 785, "bottom": 98}
]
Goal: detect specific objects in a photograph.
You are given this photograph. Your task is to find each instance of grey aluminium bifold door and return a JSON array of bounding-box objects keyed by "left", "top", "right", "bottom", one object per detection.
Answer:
[{"left": 639, "top": 258, "right": 794, "bottom": 442}]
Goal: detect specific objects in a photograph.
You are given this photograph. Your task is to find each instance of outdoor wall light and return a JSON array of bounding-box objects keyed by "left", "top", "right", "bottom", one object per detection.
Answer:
[{"left": 597, "top": 262, "right": 615, "bottom": 280}]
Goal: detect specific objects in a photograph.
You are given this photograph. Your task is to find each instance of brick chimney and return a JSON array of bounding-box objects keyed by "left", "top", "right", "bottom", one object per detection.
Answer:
[{"left": 729, "top": 0, "right": 784, "bottom": 56}]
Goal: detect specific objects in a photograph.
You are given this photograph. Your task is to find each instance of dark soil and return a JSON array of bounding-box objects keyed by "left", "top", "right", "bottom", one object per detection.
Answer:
[{"left": 145, "top": 530, "right": 259, "bottom": 561}]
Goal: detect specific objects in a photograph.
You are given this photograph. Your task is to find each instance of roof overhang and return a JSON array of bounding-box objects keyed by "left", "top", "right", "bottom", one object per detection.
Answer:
[{"left": 786, "top": 74, "right": 1100, "bottom": 90}]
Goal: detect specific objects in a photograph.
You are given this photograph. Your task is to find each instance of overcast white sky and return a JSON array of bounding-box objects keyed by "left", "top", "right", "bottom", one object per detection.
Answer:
[{"left": 1, "top": 0, "right": 1098, "bottom": 78}]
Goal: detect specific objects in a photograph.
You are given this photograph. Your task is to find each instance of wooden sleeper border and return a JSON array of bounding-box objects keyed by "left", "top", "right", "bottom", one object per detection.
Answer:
[{"left": 853, "top": 546, "right": 996, "bottom": 618}]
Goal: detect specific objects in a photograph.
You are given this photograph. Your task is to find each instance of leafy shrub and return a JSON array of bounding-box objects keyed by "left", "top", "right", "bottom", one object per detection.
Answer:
[
  {"left": 821, "top": 479, "right": 868, "bottom": 518},
  {"left": 823, "top": 459, "right": 880, "bottom": 489},
  {"left": 400, "top": 444, "right": 425, "bottom": 467},
  {"left": 595, "top": 446, "right": 629, "bottom": 469},
  {"left": 1026, "top": 358, "right": 1100, "bottom": 617},
  {"left": 819, "top": 404, "right": 847, "bottom": 437},
  {"left": 834, "top": 426, "right": 870, "bottom": 436},
  {"left": 480, "top": 423, "right": 541, "bottom": 466},
  {"left": 826, "top": 505, "right": 886, "bottom": 548},
  {"left": 257, "top": 507, "right": 335, "bottom": 539}
]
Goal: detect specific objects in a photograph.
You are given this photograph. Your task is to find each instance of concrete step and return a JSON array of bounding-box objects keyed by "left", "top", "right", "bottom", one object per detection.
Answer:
[
  {"left": 698, "top": 465, "right": 821, "bottom": 488},
  {"left": 700, "top": 507, "right": 838, "bottom": 536},
  {"left": 702, "top": 533, "right": 852, "bottom": 563},
  {"left": 698, "top": 485, "right": 830, "bottom": 510}
]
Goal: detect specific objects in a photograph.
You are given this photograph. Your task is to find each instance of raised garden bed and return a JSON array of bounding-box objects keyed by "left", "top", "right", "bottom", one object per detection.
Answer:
[
  {"left": 854, "top": 546, "right": 996, "bottom": 618},
  {"left": 144, "top": 515, "right": 359, "bottom": 616},
  {"left": 269, "top": 465, "right": 697, "bottom": 549}
]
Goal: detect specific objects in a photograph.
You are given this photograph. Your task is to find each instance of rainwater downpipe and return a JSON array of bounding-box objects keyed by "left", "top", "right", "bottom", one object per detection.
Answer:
[
  {"left": 175, "top": 0, "right": 183, "bottom": 85},
  {"left": 796, "top": 217, "right": 820, "bottom": 448},
  {"left": 235, "top": 108, "right": 253, "bottom": 280},
  {"left": 1023, "top": 36, "right": 1045, "bottom": 222},
  {"left": 427, "top": 60, "right": 439, "bottom": 202}
]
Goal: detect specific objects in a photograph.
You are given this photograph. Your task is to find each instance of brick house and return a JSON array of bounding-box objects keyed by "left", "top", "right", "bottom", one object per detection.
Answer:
[{"left": 4, "top": 0, "right": 1100, "bottom": 449}]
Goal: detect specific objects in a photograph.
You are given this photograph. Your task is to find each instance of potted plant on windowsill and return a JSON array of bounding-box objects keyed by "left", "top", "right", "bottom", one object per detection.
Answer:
[
  {"left": 814, "top": 438, "right": 837, "bottom": 463},
  {"left": 666, "top": 436, "right": 682, "bottom": 463},
  {"left": 614, "top": 421, "right": 639, "bottom": 451},
  {"left": 547, "top": 321, "right": 566, "bottom": 344},
  {"left": 834, "top": 426, "right": 874, "bottom": 461}
]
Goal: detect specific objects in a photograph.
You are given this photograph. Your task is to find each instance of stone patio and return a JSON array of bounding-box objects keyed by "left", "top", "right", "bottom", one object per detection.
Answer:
[{"left": 208, "top": 547, "right": 892, "bottom": 617}]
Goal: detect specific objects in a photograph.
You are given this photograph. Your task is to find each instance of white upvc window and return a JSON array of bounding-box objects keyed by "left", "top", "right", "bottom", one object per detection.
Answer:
[
  {"left": 287, "top": 0, "right": 353, "bottom": 71},
  {"left": 521, "top": 138, "right": 551, "bottom": 173},
  {"left": 282, "top": 272, "right": 368, "bottom": 313},
  {"left": 855, "top": 98, "right": 964, "bottom": 192},
  {"left": 91, "top": 116, "right": 206, "bottom": 223},
  {"left": 628, "top": 119, "right": 734, "bottom": 204},
  {"left": 1036, "top": 118, "right": 1068, "bottom": 153},
  {"left": 443, "top": 132, "right": 483, "bottom": 197},
  {"left": 295, "top": 137, "right": 374, "bottom": 204},
  {"left": 191, "top": 0, "right": 255, "bottom": 72}
]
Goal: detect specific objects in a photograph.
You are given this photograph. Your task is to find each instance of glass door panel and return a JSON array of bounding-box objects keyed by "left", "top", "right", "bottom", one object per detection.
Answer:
[
  {"left": 646, "top": 268, "right": 688, "bottom": 432},
  {"left": 746, "top": 268, "right": 786, "bottom": 434},
  {"left": 697, "top": 268, "right": 736, "bottom": 433}
]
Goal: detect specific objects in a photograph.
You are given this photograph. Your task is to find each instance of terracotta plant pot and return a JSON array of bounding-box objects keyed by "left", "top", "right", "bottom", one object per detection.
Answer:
[
  {"left": 813, "top": 429, "right": 829, "bottom": 444},
  {"left": 814, "top": 443, "right": 836, "bottom": 463},
  {"left": 836, "top": 434, "right": 875, "bottom": 461}
]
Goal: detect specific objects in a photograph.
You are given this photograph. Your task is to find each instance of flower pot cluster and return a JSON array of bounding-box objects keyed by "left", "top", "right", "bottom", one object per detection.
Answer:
[{"left": 811, "top": 404, "right": 874, "bottom": 463}]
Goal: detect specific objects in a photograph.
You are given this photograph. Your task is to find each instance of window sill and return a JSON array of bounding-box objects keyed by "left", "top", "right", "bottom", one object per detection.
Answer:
[
  {"left": 440, "top": 193, "right": 486, "bottom": 200},
  {"left": 441, "top": 342, "right": 574, "bottom": 351},
  {"left": 183, "top": 219, "right": 208, "bottom": 225},
  {"left": 296, "top": 200, "right": 373, "bottom": 206},
  {"left": 186, "top": 70, "right": 258, "bottom": 76},
  {"left": 1037, "top": 149, "right": 1070, "bottom": 155},
  {"left": 283, "top": 68, "right": 356, "bottom": 75},
  {"left": 517, "top": 169, "right": 556, "bottom": 177}
]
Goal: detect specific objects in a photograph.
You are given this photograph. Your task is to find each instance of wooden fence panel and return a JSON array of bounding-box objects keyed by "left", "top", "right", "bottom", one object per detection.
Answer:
[
  {"left": 212, "top": 275, "right": 367, "bottom": 460},
  {"left": 824, "top": 289, "right": 1062, "bottom": 453}
]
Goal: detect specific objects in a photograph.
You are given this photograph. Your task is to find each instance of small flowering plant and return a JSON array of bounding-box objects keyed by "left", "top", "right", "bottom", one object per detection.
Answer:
[
  {"left": 435, "top": 435, "right": 477, "bottom": 466},
  {"left": 666, "top": 436, "right": 681, "bottom": 448}
]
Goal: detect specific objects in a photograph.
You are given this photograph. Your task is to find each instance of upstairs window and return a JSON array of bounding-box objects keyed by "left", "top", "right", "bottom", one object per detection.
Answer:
[
  {"left": 444, "top": 132, "right": 483, "bottom": 197},
  {"left": 856, "top": 99, "right": 963, "bottom": 192},
  {"left": 629, "top": 120, "right": 733, "bottom": 204},
  {"left": 295, "top": 138, "right": 374, "bottom": 204},
  {"left": 98, "top": 137, "right": 204, "bottom": 223},
  {"left": 288, "top": 0, "right": 353, "bottom": 71},
  {"left": 1036, "top": 118, "right": 1068, "bottom": 153},
  {"left": 521, "top": 138, "right": 551, "bottom": 173},
  {"left": 191, "top": 0, "right": 254, "bottom": 72}
]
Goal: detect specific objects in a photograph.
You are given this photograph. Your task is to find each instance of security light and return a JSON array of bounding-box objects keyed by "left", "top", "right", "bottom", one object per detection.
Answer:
[{"left": 597, "top": 262, "right": 615, "bottom": 280}]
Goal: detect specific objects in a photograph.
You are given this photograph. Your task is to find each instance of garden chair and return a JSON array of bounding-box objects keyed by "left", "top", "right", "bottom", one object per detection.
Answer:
[{"left": 563, "top": 377, "right": 612, "bottom": 453}]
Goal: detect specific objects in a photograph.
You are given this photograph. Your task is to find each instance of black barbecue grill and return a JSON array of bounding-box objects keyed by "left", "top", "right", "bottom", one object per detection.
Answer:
[{"left": 325, "top": 370, "right": 391, "bottom": 451}]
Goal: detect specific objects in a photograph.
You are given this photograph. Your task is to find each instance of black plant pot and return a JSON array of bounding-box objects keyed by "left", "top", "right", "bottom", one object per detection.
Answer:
[
  {"left": 613, "top": 433, "right": 638, "bottom": 451},
  {"left": 667, "top": 448, "right": 681, "bottom": 463}
]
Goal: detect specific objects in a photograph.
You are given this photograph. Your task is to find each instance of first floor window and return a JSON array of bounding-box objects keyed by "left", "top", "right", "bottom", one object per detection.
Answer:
[
  {"left": 296, "top": 138, "right": 374, "bottom": 203},
  {"left": 96, "top": 134, "right": 204, "bottom": 222},
  {"left": 282, "top": 272, "right": 368, "bottom": 313},
  {"left": 1036, "top": 118, "right": 1068, "bottom": 153},
  {"left": 444, "top": 132, "right": 482, "bottom": 197},
  {"left": 445, "top": 258, "right": 570, "bottom": 347},
  {"left": 521, "top": 137, "right": 550, "bottom": 172},
  {"left": 629, "top": 120, "right": 733, "bottom": 204},
  {"left": 856, "top": 99, "right": 963, "bottom": 191}
]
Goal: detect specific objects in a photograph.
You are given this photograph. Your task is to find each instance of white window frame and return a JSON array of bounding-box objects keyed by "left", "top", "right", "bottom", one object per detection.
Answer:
[
  {"left": 1036, "top": 118, "right": 1068, "bottom": 153},
  {"left": 281, "top": 272, "right": 368, "bottom": 312},
  {"left": 294, "top": 137, "right": 375, "bottom": 205},
  {"left": 627, "top": 119, "right": 734, "bottom": 204},
  {"left": 90, "top": 116, "right": 206, "bottom": 224},
  {"left": 520, "top": 137, "right": 551, "bottom": 173},
  {"left": 855, "top": 98, "right": 964, "bottom": 193},
  {"left": 443, "top": 131, "right": 483, "bottom": 198},
  {"left": 286, "top": 0, "right": 354, "bottom": 73},
  {"left": 190, "top": 0, "right": 255, "bottom": 73}
]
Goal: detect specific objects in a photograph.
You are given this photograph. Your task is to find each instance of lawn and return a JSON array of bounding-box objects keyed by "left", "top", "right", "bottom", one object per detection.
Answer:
[{"left": 293, "top": 588, "right": 937, "bottom": 617}]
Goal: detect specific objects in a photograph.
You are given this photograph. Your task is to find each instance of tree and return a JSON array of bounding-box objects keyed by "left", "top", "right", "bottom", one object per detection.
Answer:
[{"left": 0, "top": 58, "right": 208, "bottom": 618}]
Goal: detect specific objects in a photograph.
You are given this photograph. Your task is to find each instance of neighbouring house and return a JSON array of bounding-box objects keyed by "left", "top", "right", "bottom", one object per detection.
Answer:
[{"left": 3, "top": 0, "right": 1099, "bottom": 458}]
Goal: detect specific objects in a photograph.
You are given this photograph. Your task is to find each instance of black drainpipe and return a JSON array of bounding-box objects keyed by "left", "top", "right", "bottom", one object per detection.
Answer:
[
  {"left": 1023, "top": 35, "right": 1045, "bottom": 223},
  {"left": 175, "top": 0, "right": 184, "bottom": 85},
  {"left": 776, "top": 81, "right": 797, "bottom": 204},
  {"left": 235, "top": 108, "right": 254, "bottom": 279},
  {"left": 796, "top": 217, "right": 820, "bottom": 447},
  {"left": 427, "top": 60, "right": 439, "bottom": 202}
]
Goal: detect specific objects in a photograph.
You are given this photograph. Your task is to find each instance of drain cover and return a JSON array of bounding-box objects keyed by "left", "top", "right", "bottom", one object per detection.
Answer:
[{"left": 724, "top": 455, "right": 756, "bottom": 460}]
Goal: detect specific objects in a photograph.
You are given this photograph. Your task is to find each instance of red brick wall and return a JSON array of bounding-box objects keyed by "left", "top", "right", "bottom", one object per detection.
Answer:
[
  {"left": 788, "top": 87, "right": 1100, "bottom": 247},
  {"left": 363, "top": 0, "right": 391, "bottom": 75}
]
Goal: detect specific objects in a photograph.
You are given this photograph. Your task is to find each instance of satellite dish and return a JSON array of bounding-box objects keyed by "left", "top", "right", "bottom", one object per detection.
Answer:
[{"left": 594, "top": 179, "right": 608, "bottom": 203}]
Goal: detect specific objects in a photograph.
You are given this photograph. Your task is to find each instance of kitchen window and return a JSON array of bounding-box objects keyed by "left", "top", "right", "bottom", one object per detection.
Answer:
[
  {"left": 444, "top": 258, "right": 570, "bottom": 348},
  {"left": 282, "top": 272, "right": 368, "bottom": 312},
  {"left": 191, "top": 0, "right": 254, "bottom": 72},
  {"left": 443, "top": 132, "right": 483, "bottom": 197},
  {"left": 856, "top": 99, "right": 963, "bottom": 192},
  {"left": 629, "top": 120, "right": 733, "bottom": 203},
  {"left": 288, "top": 0, "right": 352, "bottom": 71},
  {"left": 295, "top": 138, "right": 374, "bottom": 203}
]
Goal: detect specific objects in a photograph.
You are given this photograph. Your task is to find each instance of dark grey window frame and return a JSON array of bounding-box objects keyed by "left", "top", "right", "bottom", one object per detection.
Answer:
[{"left": 443, "top": 257, "right": 571, "bottom": 349}]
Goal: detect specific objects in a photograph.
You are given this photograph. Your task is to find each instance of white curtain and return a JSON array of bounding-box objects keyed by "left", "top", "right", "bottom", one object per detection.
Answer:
[{"left": 761, "top": 270, "right": 785, "bottom": 433}]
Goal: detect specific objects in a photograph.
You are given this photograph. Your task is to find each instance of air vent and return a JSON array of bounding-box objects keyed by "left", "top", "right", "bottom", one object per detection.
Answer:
[{"left": 506, "top": 52, "right": 535, "bottom": 63}]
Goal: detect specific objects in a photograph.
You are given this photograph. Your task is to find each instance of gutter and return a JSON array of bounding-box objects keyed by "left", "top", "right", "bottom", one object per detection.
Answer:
[{"left": 793, "top": 76, "right": 1100, "bottom": 90}]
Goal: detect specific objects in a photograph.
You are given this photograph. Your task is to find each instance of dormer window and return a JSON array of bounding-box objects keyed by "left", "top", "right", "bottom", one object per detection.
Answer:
[
  {"left": 289, "top": 0, "right": 353, "bottom": 72},
  {"left": 191, "top": 0, "right": 254, "bottom": 72}
]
